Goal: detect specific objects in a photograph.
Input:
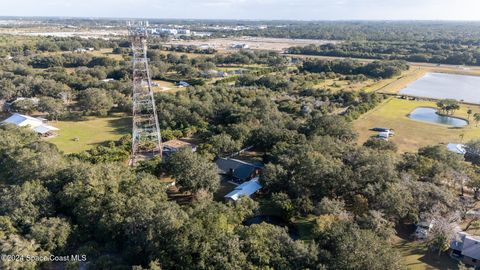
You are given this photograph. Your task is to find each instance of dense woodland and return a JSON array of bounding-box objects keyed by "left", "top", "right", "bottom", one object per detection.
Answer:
[
  {"left": 0, "top": 30, "right": 480, "bottom": 270},
  {"left": 223, "top": 21, "right": 480, "bottom": 43},
  {"left": 220, "top": 21, "right": 480, "bottom": 66},
  {"left": 287, "top": 42, "right": 480, "bottom": 66}
]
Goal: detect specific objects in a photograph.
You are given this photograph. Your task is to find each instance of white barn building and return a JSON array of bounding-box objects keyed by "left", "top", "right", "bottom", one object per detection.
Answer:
[{"left": 1, "top": 113, "right": 59, "bottom": 136}]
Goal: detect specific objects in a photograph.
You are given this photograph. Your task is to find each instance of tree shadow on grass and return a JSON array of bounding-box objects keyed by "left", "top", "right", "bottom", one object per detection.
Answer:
[
  {"left": 107, "top": 116, "right": 132, "bottom": 135},
  {"left": 395, "top": 224, "right": 460, "bottom": 270}
]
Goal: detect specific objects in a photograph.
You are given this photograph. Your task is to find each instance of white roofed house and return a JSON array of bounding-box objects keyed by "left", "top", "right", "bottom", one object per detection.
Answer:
[
  {"left": 447, "top": 143, "right": 466, "bottom": 155},
  {"left": 1, "top": 113, "right": 59, "bottom": 137},
  {"left": 224, "top": 177, "right": 262, "bottom": 201}
]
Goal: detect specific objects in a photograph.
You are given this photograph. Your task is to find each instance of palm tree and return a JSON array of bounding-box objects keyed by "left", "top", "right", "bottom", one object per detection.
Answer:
[
  {"left": 467, "top": 109, "right": 473, "bottom": 120},
  {"left": 474, "top": 113, "right": 480, "bottom": 127}
]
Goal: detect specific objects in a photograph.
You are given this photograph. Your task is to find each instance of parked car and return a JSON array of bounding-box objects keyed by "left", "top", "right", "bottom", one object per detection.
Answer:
[
  {"left": 371, "top": 127, "right": 391, "bottom": 132},
  {"left": 413, "top": 220, "right": 434, "bottom": 240}
]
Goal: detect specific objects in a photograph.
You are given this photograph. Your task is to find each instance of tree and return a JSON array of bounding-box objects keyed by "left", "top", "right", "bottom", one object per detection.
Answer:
[
  {"left": 38, "top": 96, "right": 65, "bottom": 121},
  {"left": 427, "top": 215, "right": 458, "bottom": 255},
  {"left": 305, "top": 114, "right": 358, "bottom": 142},
  {"left": 465, "top": 140, "right": 480, "bottom": 165},
  {"left": 209, "top": 133, "right": 241, "bottom": 156},
  {"left": 238, "top": 223, "right": 319, "bottom": 270},
  {"left": 315, "top": 197, "right": 347, "bottom": 216},
  {"left": 167, "top": 149, "right": 220, "bottom": 194},
  {"left": 270, "top": 193, "right": 295, "bottom": 220},
  {"left": 78, "top": 88, "right": 113, "bottom": 116},
  {"left": 436, "top": 99, "right": 460, "bottom": 115},
  {"left": 474, "top": 113, "right": 480, "bottom": 127},
  {"left": 0, "top": 234, "right": 47, "bottom": 270},
  {"left": 467, "top": 109, "right": 473, "bottom": 120},
  {"left": 467, "top": 166, "right": 480, "bottom": 199},
  {"left": 10, "top": 99, "right": 37, "bottom": 114},
  {"left": 363, "top": 138, "right": 398, "bottom": 152},
  {"left": 28, "top": 217, "right": 72, "bottom": 253},
  {"left": 0, "top": 79, "right": 16, "bottom": 100},
  {"left": 0, "top": 180, "right": 53, "bottom": 227},
  {"left": 317, "top": 222, "right": 403, "bottom": 270}
]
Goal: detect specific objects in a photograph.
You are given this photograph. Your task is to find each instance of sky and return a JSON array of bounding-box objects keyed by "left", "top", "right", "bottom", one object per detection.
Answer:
[{"left": 1, "top": 0, "right": 479, "bottom": 21}]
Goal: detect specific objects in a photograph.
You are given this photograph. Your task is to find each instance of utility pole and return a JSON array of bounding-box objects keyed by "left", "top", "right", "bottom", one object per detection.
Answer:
[{"left": 128, "top": 21, "right": 162, "bottom": 166}]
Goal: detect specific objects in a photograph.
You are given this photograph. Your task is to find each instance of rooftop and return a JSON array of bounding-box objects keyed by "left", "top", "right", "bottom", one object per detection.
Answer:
[
  {"left": 163, "top": 139, "right": 196, "bottom": 150},
  {"left": 2, "top": 113, "right": 59, "bottom": 135},
  {"left": 224, "top": 177, "right": 262, "bottom": 201},
  {"left": 216, "top": 157, "right": 263, "bottom": 181}
]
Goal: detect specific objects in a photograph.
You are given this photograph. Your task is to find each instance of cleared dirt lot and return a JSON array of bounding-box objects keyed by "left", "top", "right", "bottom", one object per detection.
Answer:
[{"left": 165, "top": 36, "right": 339, "bottom": 52}]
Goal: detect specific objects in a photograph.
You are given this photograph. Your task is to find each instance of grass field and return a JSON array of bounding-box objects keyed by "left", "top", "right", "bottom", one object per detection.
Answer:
[
  {"left": 371, "top": 67, "right": 428, "bottom": 94},
  {"left": 307, "top": 67, "right": 426, "bottom": 93},
  {"left": 89, "top": 48, "right": 126, "bottom": 61},
  {"left": 40, "top": 48, "right": 126, "bottom": 61},
  {"left": 393, "top": 236, "right": 460, "bottom": 270},
  {"left": 354, "top": 98, "right": 480, "bottom": 153},
  {"left": 48, "top": 115, "right": 131, "bottom": 153},
  {"left": 152, "top": 79, "right": 182, "bottom": 93}
]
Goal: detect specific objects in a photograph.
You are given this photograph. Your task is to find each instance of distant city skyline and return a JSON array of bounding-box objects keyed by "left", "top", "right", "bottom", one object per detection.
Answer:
[{"left": 1, "top": 0, "right": 480, "bottom": 21}]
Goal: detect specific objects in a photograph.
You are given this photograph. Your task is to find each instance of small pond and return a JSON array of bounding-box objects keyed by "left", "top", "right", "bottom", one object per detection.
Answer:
[
  {"left": 408, "top": 107, "right": 468, "bottom": 127},
  {"left": 243, "top": 215, "right": 299, "bottom": 240}
]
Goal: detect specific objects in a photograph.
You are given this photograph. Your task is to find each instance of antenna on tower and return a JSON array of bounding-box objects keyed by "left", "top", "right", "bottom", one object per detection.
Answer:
[{"left": 128, "top": 21, "right": 162, "bottom": 166}]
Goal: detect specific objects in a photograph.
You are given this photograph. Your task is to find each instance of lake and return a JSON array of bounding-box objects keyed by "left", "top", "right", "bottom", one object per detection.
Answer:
[
  {"left": 400, "top": 72, "right": 480, "bottom": 104},
  {"left": 409, "top": 107, "right": 468, "bottom": 127}
]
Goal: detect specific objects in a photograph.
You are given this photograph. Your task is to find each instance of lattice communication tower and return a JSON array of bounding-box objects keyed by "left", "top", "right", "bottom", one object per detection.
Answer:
[{"left": 128, "top": 21, "right": 162, "bottom": 165}]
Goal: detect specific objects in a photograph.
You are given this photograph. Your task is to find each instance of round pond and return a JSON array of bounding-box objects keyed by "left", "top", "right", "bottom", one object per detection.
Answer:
[{"left": 409, "top": 107, "right": 468, "bottom": 127}]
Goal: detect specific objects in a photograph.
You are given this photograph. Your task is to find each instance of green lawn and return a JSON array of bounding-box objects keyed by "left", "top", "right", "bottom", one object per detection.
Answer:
[
  {"left": 393, "top": 236, "right": 460, "bottom": 270},
  {"left": 354, "top": 98, "right": 480, "bottom": 153},
  {"left": 48, "top": 115, "right": 131, "bottom": 154}
]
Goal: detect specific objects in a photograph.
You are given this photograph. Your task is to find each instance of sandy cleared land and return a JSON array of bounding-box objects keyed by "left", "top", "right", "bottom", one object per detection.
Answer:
[
  {"left": 165, "top": 36, "right": 339, "bottom": 52},
  {"left": 0, "top": 27, "right": 126, "bottom": 39}
]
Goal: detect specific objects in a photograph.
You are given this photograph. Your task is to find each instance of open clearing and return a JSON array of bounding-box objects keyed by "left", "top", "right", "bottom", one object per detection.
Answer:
[
  {"left": 89, "top": 48, "right": 126, "bottom": 61},
  {"left": 48, "top": 115, "right": 130, "bottom": 153},
  {"left": 354, "top": 98, "right": 480, "bottom": 153},
  {"left": 152, "top": 79, "right": 181, "bottom": 93},
  {"left": 393, "top": 234, "right": 459, "bottom": 270}
]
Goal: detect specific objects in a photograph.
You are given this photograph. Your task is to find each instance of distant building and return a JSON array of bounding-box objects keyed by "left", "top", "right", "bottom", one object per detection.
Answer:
[
  {"left": 216, "top": 157, "right": 262, "bottom": 183},
  {"left": 232, "top": 69, "right": 246, "bottom": 75},
  {"left": 1, "top": 113, "right": 59, "bottom": 137},
  {"left": 177, "top": 81, "right": 190, "bottom": 87},
  {"left": 6, "top": 97, "right": 39, "bottom": 106},
  {"left": 230, "top": 43, "right": 249, "bottom": 49},
  {"left": 177, "top": 29, "right": 191, "bottom": 35},
  {"left": 101, "top": 78, "right": 115, "bottom": 82},
  {"left": 198, "top": 44, "right": 214, "bottom": 50},
  {"left": 224, "top": 177, "right": 262, "bottom": 201},
  {"left": 74, "top": 48, "right": 87, "bottom": 53},
  {"left": 218, "top": 71, "right": 228, "bottom": 77},
  {"left": 413, "top": 220, "right": 435, "bottom": 240},
  {"left": 450, "top": 232, "right": 480, "bottom": 267},
  {"left": 162, "top": 139, "right": 197, "bottom": 156},
  {"left": 447, "top": 143, "right": 466, "bottom": 155}
]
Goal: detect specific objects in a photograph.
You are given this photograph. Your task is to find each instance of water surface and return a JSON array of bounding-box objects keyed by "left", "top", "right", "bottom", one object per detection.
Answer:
[
  {"left": 400, "top": 73, "right": 480, "bottom": 104},
  {"left": 409, "top": 107, "right": 468, "bottom": 127}
]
